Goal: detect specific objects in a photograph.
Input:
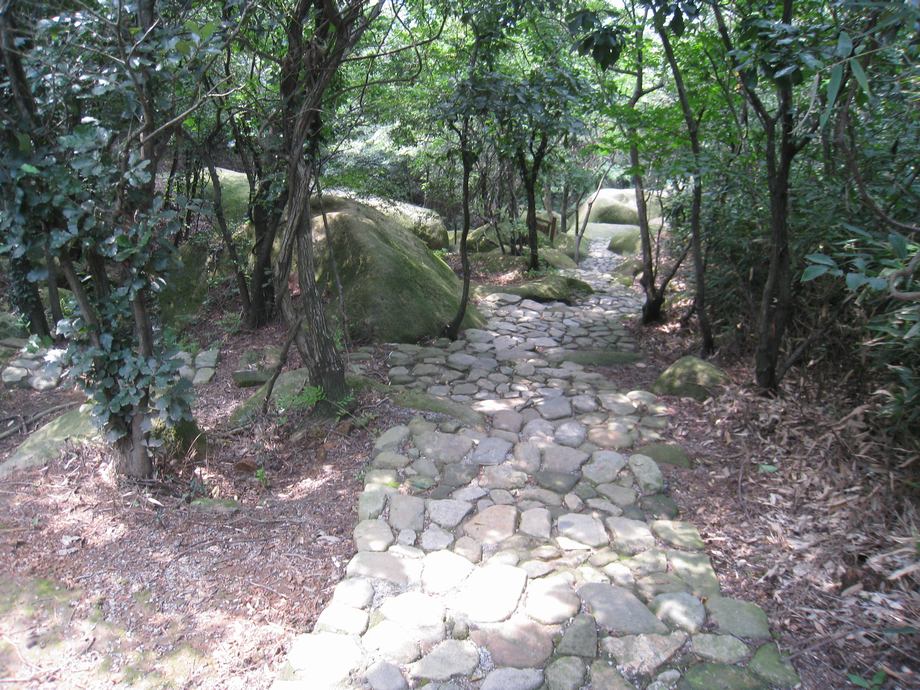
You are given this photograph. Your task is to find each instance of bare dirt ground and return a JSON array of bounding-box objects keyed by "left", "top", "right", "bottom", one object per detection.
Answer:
[
  {"left": 0, "top": 321, "right": 409, "bottom": 688},
  {"left": 1, "top": 262, "right": 917, "bottom": 689}
]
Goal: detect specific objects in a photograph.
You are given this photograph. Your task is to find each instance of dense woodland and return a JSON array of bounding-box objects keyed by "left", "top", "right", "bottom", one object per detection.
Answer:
[{"left": 0, "top": 0, "right": 918, "bottom": 687}]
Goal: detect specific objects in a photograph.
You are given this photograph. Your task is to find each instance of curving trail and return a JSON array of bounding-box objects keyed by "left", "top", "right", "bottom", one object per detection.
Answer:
[{"left": 273, "top": 240, "right": 799, "bottom": 690}]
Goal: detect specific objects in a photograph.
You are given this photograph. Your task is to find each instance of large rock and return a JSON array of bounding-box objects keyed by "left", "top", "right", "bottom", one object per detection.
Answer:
[
  {"left": 1, "top": 407, "right": 98, "bottom": 478},
  {"left": 652, "top": 356, "right": 729, "bottom": 401},
  {"left": 477, "top": 275, "right": 593, "bottom": 305},
  {"left": 358, "top": 195, "right": 450, "bottom": 249},
  {"left": 586, "top": 189, "right": 641, "bottom": 225},
  {"left": 606, "top": 225, "right": 642, "bottom": 254},
  {"left": 312, "top": 195, "right": 482, "bottom": 343}
]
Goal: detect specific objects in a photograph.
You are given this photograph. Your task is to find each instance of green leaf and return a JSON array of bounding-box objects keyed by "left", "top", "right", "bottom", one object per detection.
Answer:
[
  {"left": 889, "top": 233, "right": 908, "bottom": 259},
  {"left": 802, "top": 265, "right": 829, "bottom": 281},
  {"left": 850, "top": 59, "right": 871, "bottom": 97},
  {"left": 846, "top": 674, "right": 870, "bottom": 688},
  {"left": 836, "top": 31, "right": 853, "bottom": 58},
  {"left": 820, "top": 64, "right": 843, "bottom": 127},
  {"left": 758, "top": 464, "right": 779, "bottom": 473},
  {"left": 846, "top": 272, "right": 869, "bottom": 290},
  {"left": 805, "top": 253, "right": 837, "bottom": 267},
  {"left": 20, "top": 163, "right": 40, "bottom": 174}
]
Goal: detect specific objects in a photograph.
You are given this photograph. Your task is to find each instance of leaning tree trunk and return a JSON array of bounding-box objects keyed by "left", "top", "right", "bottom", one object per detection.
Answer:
[
  {"left": 445, "top": 145, "right": 474, "bottom": 340},
  {"left": 282, "top": 159, "right": 347, "bottom": 403}
]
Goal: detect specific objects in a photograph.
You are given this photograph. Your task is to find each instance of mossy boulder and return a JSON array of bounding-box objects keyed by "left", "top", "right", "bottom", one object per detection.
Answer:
[
  {"left": 312, "top": 196, "right": 483, "bottom": 343},
  {"left": 612, "top": 256, "right": 645, "bottom": 287},
  {"left": 541, "top": 248, "right": 577, "bottom": 269},
  {"left": 0, "top": 407, "right": 98, "bottom": 477},
  {"left": 581, "top": 188, "right": 640, "bottom": 225},
  {"left": 152, "top": 418, "right": 207, "bottom": 461},
  {"left": 652, "top": 356, "right": 729, "bottom": 401},
  {"left": 230, "top": 368, "right": 309, "bottom": 425},
  {"left": 467, "top": 224, "right": 503, "bottom": 252},
  {"left": 358, "top": 196, "right": 450, "bottom": 250},
  {"left": 158, "top": 241, "right": 210, "bottom": 328},
  {"left": 606, "top": 225, "right": 642, "bottom": 254},
  {"left": 476, "top": 275, "right": 593, "bottom": 304}
]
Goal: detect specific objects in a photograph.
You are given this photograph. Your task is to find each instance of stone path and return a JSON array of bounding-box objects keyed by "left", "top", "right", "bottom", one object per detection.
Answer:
[
  {"left": 273, "top": 240, "right": 800, "bottom": 690},
  {"left": 0, "top": 344, "right": 219, "bottom": 391}
]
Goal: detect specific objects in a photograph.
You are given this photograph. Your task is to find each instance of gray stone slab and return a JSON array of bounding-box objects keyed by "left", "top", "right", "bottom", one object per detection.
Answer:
[{"left": 578, "top": 583, "right": 667, "bottom": 634}]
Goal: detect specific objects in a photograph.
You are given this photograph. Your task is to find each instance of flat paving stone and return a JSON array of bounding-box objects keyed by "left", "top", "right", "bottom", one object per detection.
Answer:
[
  {"left": 537, "top": 396, "right": 572, "bottom": 420},
  {"left": 381, "top": 591, "right": 445, "bottom": 628},
  {"left": 544, "top": 656, "right": 585, "bottom": 690},
  {"left": 427, "top": 499, "right": 473, "bottom": 528},
  {"left": 520, "top": 507, "right": 552, "bottom": 539},
  {"left": 450, "top": 564, "right": 527, "bottom": 623},
  {"left": 472, "top": 436, "right": 513, "bottom": 465},
  {"left": 480, "top": 668, "right": 543, "bottom": 690},
  {"left": 534, "top": 470, "right": 580, "bottom": 493},
  {"left": 421, "top": 549, "right": 474, "bottom": 593},
  {"left": 409, "top": 639, "right": 479, "bottom": 681},
  {"left": 582, "top": 450, "right": 628, "bottom": 484},
  {"left": 691, "top": 634, "right": 750, "bottom": 664},
  {"left": 388, "top": 494, "right": 426, "bottom": 531},
  {"left": 470, "top": 615, "right": 556, "bottom": 668},
  {"left": 557, "top": 513, "right": 609, "bottom": 547},
  {"left": 651, "top": 591, "right": 706, "bottom": 632},
  {"left": 557, "top": 613, "right": 598, "bottom": 657},
  {"left": 600, "top": 631, "right": 687, "bottom": 675},
  {"left": 524, "top": 578, "right": 581, "bottom": 624},
  {"left": 463, "top": 504, "right": 517, "bottom": 544},
  {"left": 578, "top": 583, "right": 668, "bottom": 635},
  {"left": 542, "top": 444, "right": 589, "bottom": 473},
  {"left": 354, "top": 520, "right": 395, "bottom": 552},
  {"left": 346, "top": 552, "right": 416, "bottom": 587},
  {"left": 706, "top": 597, "right": 771, "bottom": 639},
  {"left": 606, "top": 516, "right": 656, "bottom": 555},
  {"left": 365, "top": 660, "right": 409, "bottom": 690}
]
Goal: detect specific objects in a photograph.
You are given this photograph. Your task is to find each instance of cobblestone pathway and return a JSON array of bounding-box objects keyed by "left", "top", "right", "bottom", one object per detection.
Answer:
[{"left": 274, "top": 240, "right": 800, "bottom": 690}]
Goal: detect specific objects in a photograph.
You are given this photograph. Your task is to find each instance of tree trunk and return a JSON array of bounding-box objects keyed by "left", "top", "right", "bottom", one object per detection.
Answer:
[
  {"left": 659, "top": 28, "right": 713, "bottom": 356},
  {"left": 286, "top": 159, "right": 347, "bottom": 403},
  {"left": 9, "top": 255, "right": 50, "bottom": 338},
  {"left": 445, "top": 145, "right": 474, "bottom": 340},
  {"left": 206, "top": 156, "right": 253, "bottom": 325},
  {"left": 632, "top": 141, "right": 663, "bottom": 323},
  {"left": 754, "top": 136, "right": 794, "bottom": 390},
  {"left": 248, "top": 187, "right": 285, "bottom": 329}
]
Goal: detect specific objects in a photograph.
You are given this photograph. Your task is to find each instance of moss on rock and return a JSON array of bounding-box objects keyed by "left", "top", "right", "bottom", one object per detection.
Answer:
[
  {"left": 541, "top": 248, "right": 578, "bottom": 270},
  {"left": 475, "top": 275, "right": 593, "bottom": 304},
  {"left": 652, "top": 356, "right": 729, "bottom": 401},
  {"left": 606, "top": 225, "right": 642, "bottom": 254},
  {"left": 152, "top": 417, "right": 207, "bottom": 461},
  {"left": 1, "top": 407, "right": 97, "bottom": 477},
  {"left": 158, "top": 242, "right": 210, "bottom": 329},
  {"left": 357, "top": 196, "right": 450, "bottom": 250},
  {"left": 312, "top": 196, "right": 483, "bottom": 344},
  {"left": 635, "top": 442, "right": 692, "bottom": 468}
]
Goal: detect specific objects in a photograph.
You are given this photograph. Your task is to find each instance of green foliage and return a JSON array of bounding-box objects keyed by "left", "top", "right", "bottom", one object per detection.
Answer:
[
  {"left": 276, "top": 385, "right": 326, "bottom": 414},
  {"left": 805, "top": 227, "right": 920, "bottom": 432},
  {"left": 847, "top": 670, "right": 887, "bottom": 690}
]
